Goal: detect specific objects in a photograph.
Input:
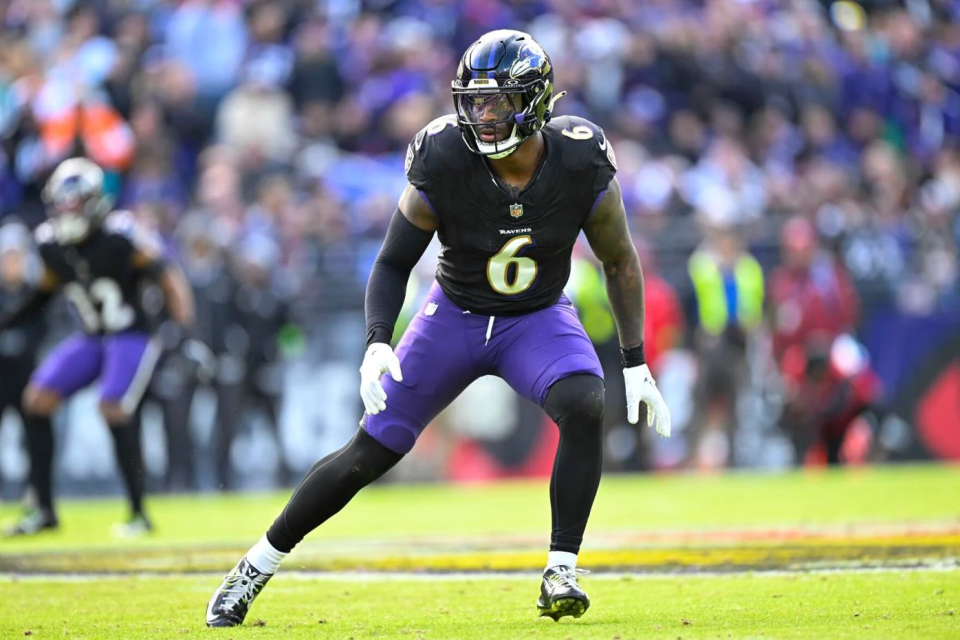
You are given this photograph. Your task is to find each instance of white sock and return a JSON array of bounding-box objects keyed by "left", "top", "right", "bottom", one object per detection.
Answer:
[
  {"left": 546, "top": 551, "right": 578, "bottom": 571},
  {"left": 246, "top": 535, "right": 288, "bottom": 575}
]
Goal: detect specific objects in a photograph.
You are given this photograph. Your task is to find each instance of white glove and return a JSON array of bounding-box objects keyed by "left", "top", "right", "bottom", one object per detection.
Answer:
[
  {"left": 359, "top": 343, "right": 403, "bottom": 415},
  {"left": 624, "top": 364, "right": 671, "bottom": 437},
  {"left": 180, "top": 337, "right": 217, "bottom": 385}
]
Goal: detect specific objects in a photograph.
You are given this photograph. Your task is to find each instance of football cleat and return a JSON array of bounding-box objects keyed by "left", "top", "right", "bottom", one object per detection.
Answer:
[
  {"left": 111, "top": 513, "right": 153, "bottom": 539},
  {"left": 205, "top": 557, "right": 273, "bottom": 627},
  {"left": 537, "top": 565, "right": 590, "bottom": 621},
  {"left": 2, "top": 508, "right": 59, "bottom": 538}
]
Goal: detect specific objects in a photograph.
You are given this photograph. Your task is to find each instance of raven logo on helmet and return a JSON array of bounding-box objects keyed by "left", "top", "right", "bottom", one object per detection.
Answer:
[{"left": 509, "top": 42, "right": 546, "bottom": 79}]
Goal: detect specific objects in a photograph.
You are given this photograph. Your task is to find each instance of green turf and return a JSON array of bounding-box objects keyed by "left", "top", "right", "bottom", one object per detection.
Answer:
[
  {"left": 1, "top": 463, "right": 958, "bottom": 554},
  {"left": 1, "top": 464, "right": 958, "bottom": 637},
  {"left": 2, "top": 571, "right": 957, "bottom": 639}
]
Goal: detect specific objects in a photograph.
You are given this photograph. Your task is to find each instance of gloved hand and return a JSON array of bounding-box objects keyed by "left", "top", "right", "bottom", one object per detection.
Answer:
[
  {"left": 624, "top": 364, "right": 671, "bottom": 437},
  {"left": 359, "top": 342, "right": 403, "bottom": 415},
  {"left": 179, "top": 335, "right": 217, "bottom": 385}
]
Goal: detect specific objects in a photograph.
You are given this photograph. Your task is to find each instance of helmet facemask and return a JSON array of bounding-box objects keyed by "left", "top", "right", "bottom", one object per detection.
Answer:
[
  {"left": 42, "top": 158, "right": 111, "bottom": 244},
  {"left": 453, "top": 78, "right": 554, "bottom": 159}
]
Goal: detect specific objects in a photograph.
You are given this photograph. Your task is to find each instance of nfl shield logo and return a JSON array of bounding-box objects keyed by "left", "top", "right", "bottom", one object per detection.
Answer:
[{"left": 509, "top": 203, "right": 524, "bottom": 218}]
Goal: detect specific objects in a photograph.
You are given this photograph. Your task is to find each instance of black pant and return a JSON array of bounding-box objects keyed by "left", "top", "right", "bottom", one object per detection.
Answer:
[
  {"left": 148, "top": 354, "right": 200, "bottom": 492},
  {"left": 213, "top": 363, "right": 291, "bottom": 491},
  {"left": 0, "top": 358, "right": 32, "bottom": 495}
]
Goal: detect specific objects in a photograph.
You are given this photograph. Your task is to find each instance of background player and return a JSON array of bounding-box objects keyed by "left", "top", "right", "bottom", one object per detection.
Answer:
[
  {"left": 209, "top": 233, "right": 295, "bottom": 491},
  {"left": 0, "top": 220, "right": 47, "bottom": 501},
  {"left": 0, "top": 157, "right": 198, "bottom": 537},
  {"left": 206, "top": 30, "right": 670, "bottom": 626}
]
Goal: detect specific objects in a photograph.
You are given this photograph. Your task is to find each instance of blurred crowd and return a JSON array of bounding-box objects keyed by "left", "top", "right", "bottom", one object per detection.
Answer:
[
  {"left": 1, "top": 0, "right": 959, "bottom": 487},
  {"left": 0, "top": 0, "right": 958, "bottom": 313}
]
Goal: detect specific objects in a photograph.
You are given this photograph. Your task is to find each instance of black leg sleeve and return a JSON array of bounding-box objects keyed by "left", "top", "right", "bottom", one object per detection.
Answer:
[
  {"left": 265, "top": 428, "right": 403, "bottom": 553},
  {"left": 544, "top": 374, "right": 605, "bottom": 555},
  {"left": 257, "top": 390, "right": 294, "bottom": 484},
  {"left": 214, "top": 380, "right": 244, "bottom": 491},
  {"left": 24, "top": 414, "right": 56, "bottom": 514},
  {"left": 161, "top": 377, "right": 197, "bottom": 491},
  {"left": 109, "top": 414, "right": 146, "bottom": 517}
]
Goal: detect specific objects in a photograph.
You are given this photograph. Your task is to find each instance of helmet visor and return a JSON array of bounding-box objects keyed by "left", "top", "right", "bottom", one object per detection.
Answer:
[
  {"left": 455, "top": 91, "right": 523, "bottom": 144},
  {"left": 48, "top": 174, "right": 96, "bottom": 215}
]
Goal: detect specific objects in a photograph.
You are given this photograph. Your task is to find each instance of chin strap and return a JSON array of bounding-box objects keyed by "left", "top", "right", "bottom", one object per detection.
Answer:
[
  {"left": 54, "top": 215, "right": 91, "bottom": 244},
  {"left": 481, "top": 124, "right": 524, "bottom": 159},
  {"left": 487, "top": 141, "right": 521, "bottom": 159}
]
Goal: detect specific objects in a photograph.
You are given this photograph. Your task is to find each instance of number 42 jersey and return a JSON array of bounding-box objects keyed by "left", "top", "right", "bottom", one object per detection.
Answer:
[
  {"left": 35, "top": 212, "right": 163, "bottom": 335},
  {"left": 405, "top": 114, "right": 617, "bottom": 316}
]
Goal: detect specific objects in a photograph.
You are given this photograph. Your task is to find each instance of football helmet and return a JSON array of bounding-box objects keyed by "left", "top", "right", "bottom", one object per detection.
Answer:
[
  {"left": 42, "top": 157, "right": 112, "bottom": 244},
  {"left": 452, "top": 30, "right": 565, "bottom": 159}
]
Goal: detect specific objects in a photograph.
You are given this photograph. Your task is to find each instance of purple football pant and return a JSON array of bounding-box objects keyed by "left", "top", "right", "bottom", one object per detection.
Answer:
[
  {"left": 364, "top": 282, "right": 603, "bottom": 454},
  {"left": 31, "top": 332, "right": 162, "bottom": 414}
]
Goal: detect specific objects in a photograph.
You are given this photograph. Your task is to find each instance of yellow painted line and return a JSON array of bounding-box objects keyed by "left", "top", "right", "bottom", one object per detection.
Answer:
[{"left": 3, "top": 534, "right": 958, "bottom": 574}]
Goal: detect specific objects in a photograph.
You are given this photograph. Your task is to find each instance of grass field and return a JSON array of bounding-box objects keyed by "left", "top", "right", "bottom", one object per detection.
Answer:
[{"left": 1, "top": 463, "right": 958, "bottom": 638}]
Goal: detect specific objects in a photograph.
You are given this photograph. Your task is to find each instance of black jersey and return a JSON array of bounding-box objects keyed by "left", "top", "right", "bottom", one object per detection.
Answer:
[
  {"left": 0, "top": 283, "right": 46, "bottom": 365},
  {"left": 35, "top": 212, "right": 165, "bottom": 335},
  {"left": 405, "top": 114, "right": 617, "bottom": 315}
]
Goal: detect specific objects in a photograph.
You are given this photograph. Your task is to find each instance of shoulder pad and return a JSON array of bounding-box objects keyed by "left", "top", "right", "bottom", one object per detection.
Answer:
[
  {"left": 547, "top": 116, "right": 617, "bottom": 171},
  {"left": 547, "top": 116, "right": 617, "bottom": 195},
  {"left": 405, "top": 114, "right": 469, "bottom": 189},
  {"left": 104, "top": 211, "right": 165, "bottom": 259},
  {"left": 103, "top": 210, "right": 137, "bottom": 235}
]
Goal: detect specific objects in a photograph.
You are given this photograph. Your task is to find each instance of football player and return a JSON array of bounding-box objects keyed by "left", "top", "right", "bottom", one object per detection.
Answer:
[
  {"left": 210, "top": 233, "right": 295, "bottom": 490},
  {"left": 0, "top": 220, "right": 47, "bottom": 496},
  {"left": 207, "top": 30, "right": 670, "bottom": 626},
  {"left": 0, "top": 157, "right": 199, "bottom": 537}
]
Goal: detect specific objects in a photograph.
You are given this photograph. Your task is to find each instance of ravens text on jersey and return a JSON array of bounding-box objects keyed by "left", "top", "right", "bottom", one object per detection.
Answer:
[{"left": 405, "top": 114, "right": 616, "bottom": 315}]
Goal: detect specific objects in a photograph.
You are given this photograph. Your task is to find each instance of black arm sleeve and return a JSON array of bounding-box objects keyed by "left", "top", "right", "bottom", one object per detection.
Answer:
[
  {"left": 139, "top": 256, "right": 168, "bottom": 280},
  {"left": 0, "top": 288, "right": 53, "bottom": 333},
  {"left": 364, "top": 209, "right": 434, "bottom": 347}
]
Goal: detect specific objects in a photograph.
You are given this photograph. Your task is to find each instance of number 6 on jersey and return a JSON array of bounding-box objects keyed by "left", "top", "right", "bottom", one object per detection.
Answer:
[{"left": 487, "top": 235, "right": 538, "bottom": 295}]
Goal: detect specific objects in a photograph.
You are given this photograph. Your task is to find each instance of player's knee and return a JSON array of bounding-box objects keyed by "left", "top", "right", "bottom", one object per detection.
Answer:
[
  {"left": 99, "top": 401, "right": 133, "bottom": 426},
  {"left": 342, "top": 428, "right": 404, "bottom": 487},
  {"left": 545, "top": 374, "right": 605, "bottom": 431},
  {"left": 22, "top": 386, "right": 60, "bottom": 416},
  {"left": 360, "top": 414, "right": 419, "bottom": 455}
]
